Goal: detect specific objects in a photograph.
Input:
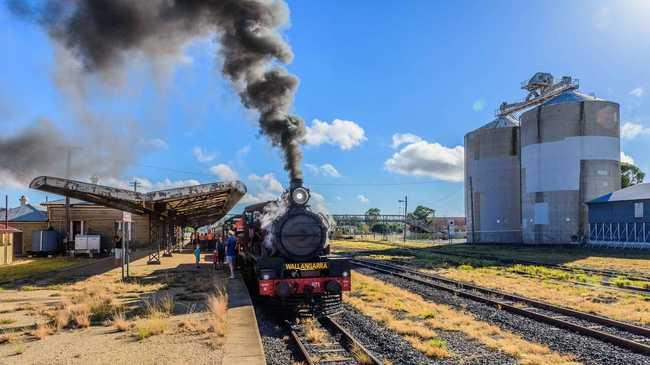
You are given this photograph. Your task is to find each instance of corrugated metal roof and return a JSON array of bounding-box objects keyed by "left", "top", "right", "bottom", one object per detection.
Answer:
[
  {"left": 0, "top": 223, "right": 21, "bottom": 233},
  {"left": 478, "top": 115, "right": 519, "bottom": 129},
  {"left": 41, "top": 198, "right": 95, "bottom": 206},
  {"left": 542, "top": 90, "right": 603, "bottom": 106},
  {"left": 0, "top": 204, "right": 48, "bottom": 222},
  {"left": 30, "top": 176, "right": 247, "bottom": 227},
  {"left": 588, "top": 183, "right": 650, "bottom": 204}
]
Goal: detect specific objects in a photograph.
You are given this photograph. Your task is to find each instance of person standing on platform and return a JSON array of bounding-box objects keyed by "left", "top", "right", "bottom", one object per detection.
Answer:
[
  {"left": 225, "top": 230, "right": 237, "bottom": 279},
  {"left": 194, "top": 245, "right": 201, "bottom": 269}
]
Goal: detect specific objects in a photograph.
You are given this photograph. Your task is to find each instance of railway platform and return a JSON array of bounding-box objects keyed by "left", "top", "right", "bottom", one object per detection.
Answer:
[{"left": 223, "top": 274, "right": 266, "bottom": 365}]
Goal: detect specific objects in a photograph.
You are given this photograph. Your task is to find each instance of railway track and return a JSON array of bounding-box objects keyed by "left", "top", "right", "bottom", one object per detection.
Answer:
[
  {"left": 287, "top": 315, "right": 383, "bottom": 365},
  {"left": 352, "top": 258, "right": 650, "bottom": 355},
  {"left": 348, "top": 241, "right": 650, "bottom": 294}
]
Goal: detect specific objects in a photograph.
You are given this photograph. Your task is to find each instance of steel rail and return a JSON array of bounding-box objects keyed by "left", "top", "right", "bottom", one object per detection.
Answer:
[
  {"left": 287, "top": 316, "right": 383, "bottom": 365},
  {"left": 353, "top": 258, "right": 650, "bottom": 355}
]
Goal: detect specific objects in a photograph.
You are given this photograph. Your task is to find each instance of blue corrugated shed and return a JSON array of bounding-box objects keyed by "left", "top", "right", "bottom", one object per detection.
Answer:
[{"left": 587, "top": 183, "right": 650, "bottom": 224}]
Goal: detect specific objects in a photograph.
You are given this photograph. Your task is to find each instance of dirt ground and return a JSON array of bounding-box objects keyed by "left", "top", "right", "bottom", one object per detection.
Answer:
[{"left": 0, "top": 251, "right": 229, "bottom": 365}]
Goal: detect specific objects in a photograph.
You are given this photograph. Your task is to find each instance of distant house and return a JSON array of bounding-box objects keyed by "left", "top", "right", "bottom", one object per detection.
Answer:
[
  {"left": 41, "top": 198, "right": 151, "bottom": 252},
  {"left": 586, "top": 183, "right": 650, "bottom": 248},
  {"left": 0, "top": 196, "right": 48, "bottom": 256}
]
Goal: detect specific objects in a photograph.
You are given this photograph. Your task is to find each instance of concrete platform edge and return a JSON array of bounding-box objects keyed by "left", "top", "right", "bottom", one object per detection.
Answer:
[{"left": 223, "top": 275, "right": 266, "bottom": 365}]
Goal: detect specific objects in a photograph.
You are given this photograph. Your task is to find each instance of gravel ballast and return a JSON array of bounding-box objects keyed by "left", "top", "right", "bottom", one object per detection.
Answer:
[
  {"left": 356, "top": 267, "right": 650, "bottom": 365},
  {"left": 334, "top": 305, "right": 516, "bottom": 365}
]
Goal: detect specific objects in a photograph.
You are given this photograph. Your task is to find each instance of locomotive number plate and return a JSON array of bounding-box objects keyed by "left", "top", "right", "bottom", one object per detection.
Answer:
[{"left": 285, "top": 262, "right": 328, "bottom": 270}]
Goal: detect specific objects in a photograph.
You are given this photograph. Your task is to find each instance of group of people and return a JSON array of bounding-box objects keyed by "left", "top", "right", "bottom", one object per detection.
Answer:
[
  {"left": 193, "top": 230, "right": 237, "bottom": 279},
  {"left": 194, "top": 229, "right": 219, "bottom": 250}
]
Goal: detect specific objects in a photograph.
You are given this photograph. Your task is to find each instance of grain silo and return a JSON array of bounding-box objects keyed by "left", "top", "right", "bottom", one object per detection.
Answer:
[
  {"left": 520, "top": 90, "right": 620, "bottom": 244},
  {"left": 465, "top": 115, "right": 522, "bottom": 243}
]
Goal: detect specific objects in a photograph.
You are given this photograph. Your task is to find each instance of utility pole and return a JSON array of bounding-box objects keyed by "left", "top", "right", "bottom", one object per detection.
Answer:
[
  {"left": 64, "top": 146, "right": 72, "bottom": 255},
  {"left": 4, "top": 195, "right": 8, "bottom": 265},
  {"left": 398, "top": 195, "right": 408, "bottom": 242}
]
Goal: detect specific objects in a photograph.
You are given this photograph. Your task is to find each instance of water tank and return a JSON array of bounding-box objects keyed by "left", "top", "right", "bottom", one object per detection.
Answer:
[
  {"left": 31, "top": 230, "right": 59, "bottom": 253},
  {"left": 520, "top": 90, "right": 620, "bottom": 244},
  {"left": 465, "top": 115, "right": 522, "bottom": 243}
]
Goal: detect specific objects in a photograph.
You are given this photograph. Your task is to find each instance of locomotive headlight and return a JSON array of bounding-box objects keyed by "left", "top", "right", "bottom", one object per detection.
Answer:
[
  {"left": 291, "top": 187, "right": 310, "bottom": 205},
  {"left": 342, "top": 271, "right": 349, "bottom": 277}
]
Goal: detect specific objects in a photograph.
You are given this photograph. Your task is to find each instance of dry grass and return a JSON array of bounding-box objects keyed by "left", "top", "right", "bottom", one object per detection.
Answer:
[
  {"left": 438, "top": 266, "right": 650, "bottom": 325},
  {"left": 351, "top": 343, "right": 373, "bottom": 364},
  {"left": 134, "top": 317, "right": 168, "bottom": 340},
  {"left": 54, "top": 308, "right": 70, "bottom": 330},
  {"left": 145, "top": 293, "right": 175, "bottom": 317},
  {"left": 112, "top": 312, "right": 130, "bottom": 332},
  {"left": 32, "top": 323, "right": 54, "bottom": 340},
  {"left": 206, "top": 292, "right": 228, "bottom": 337},
  {"left": 303, "top": 320, "right": 326, "bottom": 344},
  {"left": 346, "top": 272, "right": 578, "bottom": 364},
  {"left": 0, "top": 331, "right": 18, "bottom": 344}
]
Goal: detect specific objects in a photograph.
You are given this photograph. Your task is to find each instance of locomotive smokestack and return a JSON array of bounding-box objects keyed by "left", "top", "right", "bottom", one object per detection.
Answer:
[{"left": 290, "top": 178, "right": 303, "bottom": 190}]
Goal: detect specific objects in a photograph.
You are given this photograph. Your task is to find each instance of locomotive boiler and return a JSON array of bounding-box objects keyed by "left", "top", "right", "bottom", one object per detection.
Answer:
[{"left": 233, "top": 179, "right": 351, "bottom": 315}]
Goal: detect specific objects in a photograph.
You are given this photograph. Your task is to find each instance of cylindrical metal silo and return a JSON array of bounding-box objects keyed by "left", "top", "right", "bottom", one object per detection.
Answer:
[
  {"left": 520, "top": 90, "right": 620, "bottom": 244},
  {"left": 465, "top": 115, "right": 522, "bottom": 243}
]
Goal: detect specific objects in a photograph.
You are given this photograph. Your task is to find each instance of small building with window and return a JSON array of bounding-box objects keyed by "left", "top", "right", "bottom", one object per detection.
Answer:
[
  {"left": 41, "top": 198, "right": 150, "bottom": 252},
  {"left": 0, "top": 196, "right": 49, "bottom": 256},
  {"left": 586, "top": 183, "right": 650, "bottom": 248}
]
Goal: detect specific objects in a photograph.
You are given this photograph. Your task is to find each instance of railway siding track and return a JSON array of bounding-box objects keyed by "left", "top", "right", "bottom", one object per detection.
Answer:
[
  {"left": 287, "top": 315, "right": 383, "bottom": 365},
  {"left": 349, "top": 243, "right": 650, "bottom": 294},
  {"left": 352, "top": 258, "right": 650, "bottom": 355}
]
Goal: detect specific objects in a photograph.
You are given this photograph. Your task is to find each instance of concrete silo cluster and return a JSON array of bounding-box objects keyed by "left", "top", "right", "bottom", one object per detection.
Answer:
[{"left": 465, "top": 73, "right": 620, "bottom": 244}]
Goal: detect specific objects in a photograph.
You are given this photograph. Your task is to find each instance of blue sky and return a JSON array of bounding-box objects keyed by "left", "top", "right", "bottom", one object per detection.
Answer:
[{"left": 2, "top": 0, "right": 650, "bottom": 217}]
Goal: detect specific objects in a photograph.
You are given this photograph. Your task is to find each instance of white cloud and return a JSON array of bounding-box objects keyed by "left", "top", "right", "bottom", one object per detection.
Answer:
[
  {"left": 621, "top": 122, "right": 650, "bottom": 139},
  {"left": 101, "top": 176, "right": 200, "bottom": 192},
  {"left": 192, "top": 146, "right": 217, "bottom": 162},
  {"left": 304, "top": 119, "right": 366, "bottom": 150},
  {"left": 209, "top": 164, "right": 239, "bottom": 182},
  {"left": 630, "top": 87, "right": 644, "bottom": 98},
  {"left": 305, "top": 163, "right": 341, "bottom": 177},
  {"left": 242, "top": 173, "right": 286, "bottom": 204},
  {"left": 391, "top": 133, "right": 423, "bottom": 149},
  {"left": 139, "top": 138, "right": 168, "bottom": 150},
  {"left": 621, "top": 151, "right": 635, "bottom": 165},
  {"left": 472, "top": 99, "right": 485, "bottom": 112},
  {"left": 320, "top": 164, "right": 340, "bottom": 177},
  {"left": 385, "top": 135, "right": 464, "bottom": 182},
  {"left": 357, "top": 194, "right": 369, "bottom": 204}
]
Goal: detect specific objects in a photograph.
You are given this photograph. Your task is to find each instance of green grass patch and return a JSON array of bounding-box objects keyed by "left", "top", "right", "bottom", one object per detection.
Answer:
[
  {"left": 0, "top": 319, "right": 15, "bottom": 325},
  {"left": 0, "top": 258, "right": 88, "bottom": 284}
]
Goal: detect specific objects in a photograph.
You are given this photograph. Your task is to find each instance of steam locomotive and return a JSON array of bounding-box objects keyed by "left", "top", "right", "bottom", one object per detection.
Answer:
[{"left": 231, "top": 179, "right": 350, "bottom": 316}]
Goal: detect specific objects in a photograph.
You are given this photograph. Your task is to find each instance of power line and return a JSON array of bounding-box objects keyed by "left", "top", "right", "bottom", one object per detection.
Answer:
[{"left": 133, "top": 162, "right": 455, "bottom": 187}]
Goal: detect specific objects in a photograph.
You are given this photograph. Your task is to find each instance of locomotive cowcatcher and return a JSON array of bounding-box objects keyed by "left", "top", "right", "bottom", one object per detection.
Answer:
[{"left": 230, "top": 179, "right": 350, "bottom": 316}]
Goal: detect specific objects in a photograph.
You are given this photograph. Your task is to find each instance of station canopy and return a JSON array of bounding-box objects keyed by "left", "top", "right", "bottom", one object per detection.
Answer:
[{"left": 30, "top": 176, "right": 247, "bottom": 227}]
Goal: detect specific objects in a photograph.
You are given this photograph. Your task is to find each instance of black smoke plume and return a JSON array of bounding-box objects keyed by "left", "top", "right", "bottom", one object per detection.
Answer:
[{"left": 8, "top": 0, "right": 305, "bottom": 180}]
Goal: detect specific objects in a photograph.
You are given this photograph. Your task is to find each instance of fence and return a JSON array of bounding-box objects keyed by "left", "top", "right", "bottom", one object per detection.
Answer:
[{"left": 587, "top": 222, "right": 650, "bottom": 248}]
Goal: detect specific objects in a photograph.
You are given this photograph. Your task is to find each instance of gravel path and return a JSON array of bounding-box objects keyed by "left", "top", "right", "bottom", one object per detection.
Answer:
[
  {"left": 333, "top": 305, "right": 516, "bottom": 365},
  {"left": 357, "top": 267, "right": 650, "bottom": 365}
]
